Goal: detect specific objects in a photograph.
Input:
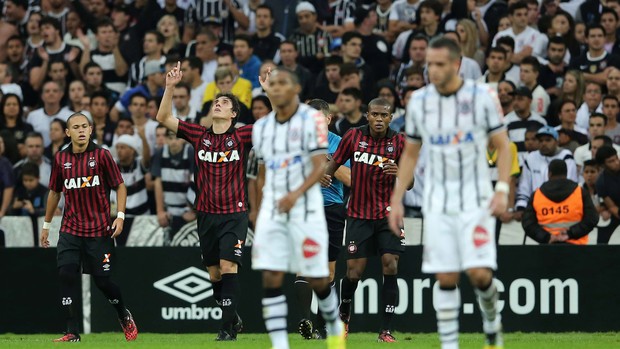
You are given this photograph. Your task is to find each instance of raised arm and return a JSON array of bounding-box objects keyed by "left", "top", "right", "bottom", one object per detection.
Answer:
[{"left": 156, "top": 61, "right": 182, "bottom": 133}]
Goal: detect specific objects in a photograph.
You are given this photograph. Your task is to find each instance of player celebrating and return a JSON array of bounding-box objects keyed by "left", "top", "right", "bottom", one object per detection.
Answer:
[
  {"left": 157, "top": 62, "right": 250, "bottom": 341},
  {"left": 389, "top": 38, "right": 512, "bottom": 349},
  {"left": 325, "top": 98, "right": 408, "bottom": 342},
  {"left": 40, "top": 112, "right": 138, "bottom": 342},
  {"left": 296, "top": 99, "right": 351, "bottom": 340},
  {"left": 252, "top": 68, "right": 345, "bottom": 349}
]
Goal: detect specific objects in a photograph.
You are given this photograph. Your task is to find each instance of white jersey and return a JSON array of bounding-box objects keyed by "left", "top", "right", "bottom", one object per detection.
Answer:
[
  {"left": 405, "top": 79, "right": 505, "bottom": 214},
  {"left": 252, "top": 103, "right": 329, "bottom": 220},
  {"left": 493, "top": 26, "right": 548, "bottom": 58}
]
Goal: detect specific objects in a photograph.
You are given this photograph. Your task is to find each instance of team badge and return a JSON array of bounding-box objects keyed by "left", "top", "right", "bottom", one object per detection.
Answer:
[
  {"left": 289, "top": 128, "right": 300, "bottom": 141},
  {"left": 590, "top": 65, "right": 597, "bottom": 73},
  {"left": 359, "top": 141, "right": 369, "bottom": 149},
  {"left": 473, "top": 226, "right": 490, "bottom": 247},
  {"left": 88, "top": 157, "right": 97, "bottom": 169},
  {"left": 225, "top": 137, "right": 235, "bottom": 149},
  {"left": 459, "top": 101, "right": 472, "bottom": 114},
  {"left": 601, "top": 61, "right": 608, "bottom": 69},
  {"left": 386, "top": 143, "right": 394, "bottom": 154},
  {"left": 203, "top": 139, "right": 212, "bottom": 148},
  {"left": 347, "top": 243, "right": 358, "bottom": 254}
]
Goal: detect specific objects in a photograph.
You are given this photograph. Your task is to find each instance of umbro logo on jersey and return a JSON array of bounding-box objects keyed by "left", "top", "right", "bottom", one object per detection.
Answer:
[
  {"left": 430, "top": 131, "right": 474, "bottom": 145},
  {"left": 353, "top": 151, "right": 393, "bottom": 168},
  {"left": 64, "top": 162, "right": 72, "bottom": 169},
  {"left": 358, "top": 141, "right": 369, "bottom": 148},
  {"left": 64, "top": 175, "right": 101, "bottom": 189},
  {"left": 202, "top": 139, "right": 212, "bottom": 147},
  {"left": 197, "top": 150, "right": 240, "bottom": 162}
]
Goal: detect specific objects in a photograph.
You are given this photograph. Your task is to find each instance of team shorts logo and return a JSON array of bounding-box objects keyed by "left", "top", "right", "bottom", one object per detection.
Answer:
[
  {"left": 353, "top": 151, "right": 394, "bottom": 168},
  {"left": 473, "top": 226, "right": 490, "bottom": 247},
  {"left": 302, "top": 238, "right": 320, "bottom": 258},
  {"left": 347, "top": 243, "right": 357, "bottom": 254},
  {"left": 64, "top": 175, "right": 101, "bottom": 189},
  {"left": 198, "top": 150, "right": 240, "bottom": 162},
  {"left": 225, "top": 137, "right": 235, "bottom": 149},
  {"left": 430, "top": 130, "right": 474, "bottom": 145}
]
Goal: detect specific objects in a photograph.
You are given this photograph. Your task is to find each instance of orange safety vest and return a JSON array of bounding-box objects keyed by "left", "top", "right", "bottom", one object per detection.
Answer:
[{"left": 533, "top": 186, "right": 588, "bottom": 245}]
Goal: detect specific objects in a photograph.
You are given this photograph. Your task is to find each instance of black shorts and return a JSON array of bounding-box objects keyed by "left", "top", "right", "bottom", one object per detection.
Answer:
[
  {"left": 57, "top": 233, "right": 115, "bottom": 276},
  {"left": 344, "top": 217, "right": 405, "bottom": 259},
  {"left": 325, "top": 203, "right": 346, "bottom": 262},
  {"left": 197, "top": 211, "right": 248, "bottom": 267}
]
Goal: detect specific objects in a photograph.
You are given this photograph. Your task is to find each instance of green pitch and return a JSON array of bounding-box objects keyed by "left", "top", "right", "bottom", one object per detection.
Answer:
[{"left": 1, "top": 332, "right": 618, "bottom": 348}]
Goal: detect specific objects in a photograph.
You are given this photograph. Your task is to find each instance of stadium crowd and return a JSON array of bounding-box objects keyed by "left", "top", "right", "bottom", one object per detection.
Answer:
[{"left": 0, "top": 0, "right": 619, "bottom": 246}]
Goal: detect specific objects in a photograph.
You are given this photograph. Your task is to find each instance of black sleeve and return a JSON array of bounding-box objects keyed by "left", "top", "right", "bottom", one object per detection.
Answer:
[
  {"left": 521, "top": 195, "right": 552, "bottom": 244},
  {"left": 567, "top": 188, "right": 599, "bottom": 240}
]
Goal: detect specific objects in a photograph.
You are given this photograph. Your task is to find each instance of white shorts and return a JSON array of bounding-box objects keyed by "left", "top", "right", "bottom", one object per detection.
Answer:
[
  {"left": 252, "top": 209, "right": 329, "bottom": 278},
  {"left": 421, "top": 207, "right": 497, "bottom": 274}
]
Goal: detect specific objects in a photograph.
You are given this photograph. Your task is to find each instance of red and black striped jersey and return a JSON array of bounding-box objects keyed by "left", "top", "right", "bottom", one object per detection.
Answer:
[
  {"left": 176, "top": 120, "right": 253, "bottom": 214},
  {"left": 332, "top": 125, "right": 405, "bottom": 220},
  {"left": 49, "top": 142, "right": 123, "bottom": 237}
]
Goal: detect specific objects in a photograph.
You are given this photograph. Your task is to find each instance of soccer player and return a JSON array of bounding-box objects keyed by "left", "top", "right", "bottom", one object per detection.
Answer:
[
  {"left": 157, "top": 62, "right": 250, "bottom": 341},
  {"left": 325, "top": 98, "right": 408, "bottom": 342},
  {"left": 40, "top": 112, "right": 138, "bottom": 342},
  {"left": 389, "top": 38, "right": 512, "bottom": 349},
  {"left": 296, "top": 99, "right": 351, "bottom": 340},
  {"left": 252, "top": 68, "right": 345, "bottom": 349}
]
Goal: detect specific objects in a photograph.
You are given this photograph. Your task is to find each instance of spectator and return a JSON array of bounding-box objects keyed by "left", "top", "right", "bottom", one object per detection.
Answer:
[
  {"left": 546, "top": 70, "right": 585, "bottom": 125},
  {"left": 495, "top": 36, "right": 521, "bottom": 84},
  {"left": 498, "top": 80, "right": 516, "bottom": 115},
  {"left": 183, "top": 0, "right": 248, "bottom": 45},
  {"left": 333, "top": 87, "right": 367, "bottom": 136},
  {"left": 66, "top": 80, "right": 89, "bottom": 114},
  {"left": 373, "top": 0, "right": 393, "bottom": 41},
  {"left": 478, "top": 47, "right": 508, "bottom": 91},
  {"left": 355, "top": 6, "right": 391, "bottom": 81},
  {"left": 569, "top": 24, "right": 620, "bottom": 85},
  {"left": 26, "top": 80, "right": 72, "bottom": 146},
  {"left": 251, "top": 4, "right": 285, "bottom": 63},
  {"left": 63, "top": 10, "right": 96, "bottom": 51},
  {"left": 314, "top": 56, "right": 343, "bottom": 104},
  {"left": 82, "top": 62, "right": 120, "bottom": 107},
  {"left": 200, "top": 67, "right": 252, "bottom": 126},
  {"left": 28, "top": 16, "right": 81, "bottom": 92},
  {"left": 24, "top": 11, "right": 43, "bottom": 64},
  {"left": 602, "top": 95, "right": 620, "bottom": 144},
  {"left": 152, "top": 130, "right": 195, "bottom": 243},
  {"left": 607, "top": 67, "right": 620, "bottom": 102},
  {"left": 595, "top": 145, "right": 620, "bottom": 243},
  {"left": 520, "top": 56, "right": 550, "bottom": 116},
  {"left": 47, "top": 61, "right": 70, "bottom": 95},
  {"left": 377, "top": 84, "right": 404, "bottom": 122},
  {"left": 522, "top": 159, "right": 597, "bottom": 244},
  {"left": 515, "top": 126, "right": 578, "bottom": 216},
  {"left": 113, "top": 61, "right": 165, "bottom": 121},
  {"left": 127, "top": 30, "right": 166, "bottom": 88},
  {"left": 574, "top": 113, "right": 620, "bottom": 172},
  {"left": 4, "top": 0, "right": 36, "bottom": 37},
  {"left": 505, "top": 86, "right": 547, "bottom": 165},
  {"left": 388, "top": 0, "right": 422, "bottom": 40},
  {"left": 90, "top": 92, "right": 115, "bottom": 147},
  {"left": 202, "top": 52, "right": 252, "bottom": 109},
  {"left": 558, "top": 128, "right": 581, "bottom": 153},
  {"left": 125, "top": 93, "right": 157, "bottom": 156},
  {"left": 394, "top": 34, "right": 428, "bottom": 89},
  {"left": 576, "top": 82, "right": 604, "bottom": 131},
  {"left": 252, "top": 60, "right": 277, "bottom": 97},
  {"left": 152, "top": 0, "right": 186, "bottom": 35},
  {"left": 403, "top": 66, "right": 425, "bottom": 89},
  {"left": 0, "top": 62, "right": 24, "bottom": 100},
  {"left": 13, "top": 132, "right": 51, "bottom": 188},
  {"left": 493, "top": 1, "right": 547, "bottom": 63},
  {"left": 10, "top": 161, "right": 47, "bottom": 217},
  {"left": 554, "top": 100, "right": 588, "bottom": 143},
  {"left": 601, "top": 7, "right": 620, "bottom": 55},
  {"left": 233, "top": 34, "right": 262, "bottom": 89},
  {"left": 0, "top": 93, "right": 33, "bottom": 164},
  {"left": 79, "top": 18, "right": 128, "bottom": 95},
  {"left": 341, "top": 31, "right": 377, "bottom": 91},
  {"left": 157, "top": 15, "right": 185, "bottom": 56},
  {"left": 171, "top": 82, "right": 198, "bottom": 123},
  {"left": 155, "top": 124, "right": 167, "bottom": 150},
  {"left": 289, "top": 2, "right": 332, "bottom": 75},
  {"left": 277, "top": 41, "right": 314, "bottom": 102},
  {"left": 321, "top": 0, "right": 356, "bottom": 38},
  {"left": 538, "top": 37, "right": 568, "bottom": 100},
  {"left": 456, "top": 19, "right": 486, "bottom": 69},
  {"left": 441, "top": 31, "right": 482, "bottom": 80},
  {"left": 43, "top": 118, "right": 68, "bottom": 160},
  {"left": 0, "top": 135, "right": 16, "bottom": 224},
  {"left": 113, "top": 133, "right": 150, "bottom": 246},
  {"left": 524, "top": 127, "right": 541, "bottom": 153},
  {"left": 180, "top": 57, "right": 208, "bottom": 113},
  {"left": 388, "top": 86, "right": 415, "bottom": 132},
  {"left": 250, "top": 95, "right": 272, "bottom": 122},
  {"left": 399, "top": 0, "right": 444, "bottom": 62},
  {"left": 5, "top": 36, "right": 30, "bottom": 101},
  {"left": 549, "top": 12, "right": 580, "bottom": 58}
]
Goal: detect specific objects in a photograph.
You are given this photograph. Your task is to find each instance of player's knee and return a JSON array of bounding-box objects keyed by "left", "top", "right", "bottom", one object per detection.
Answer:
[
  {"left": 58, "top": 264, "right": 80, "bottom": 283},
  {"left": 435, "top": 272, "right": 460, "bottom": 288},
  {"left": 346, "top": 269, "right": 363, "bottom": 282},
  {"left": 92, "top": 275, "right": 111, "bottom": 290},
  {"left": 381, "top": 256, "right": 399, "bottom": 275},
  {"left": 207, "top": 266, "right": 222, "bottom": 282},
  {"left": 466, "top": 268, "right": 493, "bottom": 288},
  {"left": 219, "top": 260, "right": 238, "bottom": 274}
]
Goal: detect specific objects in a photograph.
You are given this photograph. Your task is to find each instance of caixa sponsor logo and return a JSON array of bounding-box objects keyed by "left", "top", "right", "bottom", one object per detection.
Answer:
[
  {"left": 347, "top": 277, "right": 578, "bottom": 315},
  {"left": 153, "top": 267, "right": 222, "bottom": 320}
]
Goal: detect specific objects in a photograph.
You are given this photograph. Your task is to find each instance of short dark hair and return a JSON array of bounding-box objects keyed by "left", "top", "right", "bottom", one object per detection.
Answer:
[
  {"left": 280, "top": 40, "right": 297, "bottom": 50},
  {"left": 217, "top": 50, "right": 234, "bottom": 61},
  {"left": 368, "top": 98, "right": 392, "bottom": 113},
  {"left": 496, "top": 36, "right": 516, "bottom": 51},
  {"left": 340, "top": 87, "right": 362, "bottom": 101},
  {"left": 594, "top": 135, "right": 614, "bottom": 146},
  {"left": 197, "top": 27, "right": 218, "bottom": 42},
  {"left": 20, "top": 162, "right": 40, "bottom": 178},
  {"left": 342, "top": 31, "right": 363, "bottom": 45},
  {"left": 428, "top": 37, "right": 462, "bottom": 60},
  {"left": 90, "top": 91, "right": 109, "bottom": 105},
  {"left": 252, "top": 95, "right": 272, "bottom": 112},
  {"left": 489, "top": 46, "right": 508, "bottom": 59},
  {"left": 117, "top": 116, "right": 134, "bottom": 125},
  {"left": 7, "top": 34, "right": 25, "bottom": 46},
  {"left": 40, "top": 16, "right": 61, "bottom": 33},
  {"left": 7, "top": 0, "right": 28, "bottom": 10},
  {"left": 182, "top": 56, "right": 204, "bottom": 75},
  {"left": 411, "top": 34, "right": 429, "bottom": 44},
  {"left": 66, "top": 113, "right": 92, "bottom": 127},
  {"left": 308, "top": 99, "right": 330, "bottom": 117},
  {"left": 586, "top": 24, "right": 606, "bottom": 37},
  {"left": 559, "top": 99, "right": 576, "bottom": 111},
  {"left": 83, "top": 61, "right": 102, "bottom": 75},
  {"left": 324, "top": 55, "right": 343, "bottom": 67},
  {"left": 583, "top": 159, "right": 599, "bottom": 170},
  {"left": 215, "top": 92, "right": 241, "bottom": 118},
  {"left": 548, "top": 159, "right": 567, "bottom": 177},
  {"left": 234, "top": 34, "right": 253, "bottom": 48},
  {"left": 525, "top": 126, "right": 541, "bottom": 134},
  {"left": 256, "top": 4, "right": 273, "bottom": 17},
  {"left": 26, "top": 131, "right": 44, "bottom": 141},
  {"left": 508, "top": 1, "right": 528, "bottom": 15},
  {"left": 339, "top": 63, "right": 359, "bottom": 77},
  {"left": 129, "top": 93, "right": 148, "bottom": 105},
  {"left": 548, "top": 36, "right": 567, "bottom": 48},
  {"left": 95, "top": 18, "right": 116, "bottom": 34},
  {"left": 602, "top": 7, "right": 619, "bottom": 21},
  {"left": 175, "top": 82, "right": 191, "bottom": 95},
  {"left": 590, "top": 112, "right": 608, "bottom": 125},
  {"left": 419, "top": 0, "right": 443, "bottom": 17},
  {"left": 596, "top": 145, "right": 618, "bottom": 165},
  {"left": 145, "top": 30, "right": 165, "bottom": 44},
  {"left": 603, "top": 94, "right": 619, "bottom": 104},
  {"left": 404, "top": 65, "right": 424, "bottom": 78},
  {"left": 521, "top": 56, "right": 540, "bottom": 72}
]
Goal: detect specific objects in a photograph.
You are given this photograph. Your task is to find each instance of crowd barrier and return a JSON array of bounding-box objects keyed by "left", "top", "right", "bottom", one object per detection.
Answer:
[
  {"left": 2, "top": 215, "right": 620, "bottom": 247},
  {"left": 1, "top": 246, "right": 619, "bottom": 334}
]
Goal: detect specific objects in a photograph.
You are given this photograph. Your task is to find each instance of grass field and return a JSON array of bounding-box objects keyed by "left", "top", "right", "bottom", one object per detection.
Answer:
[{"left": 1, "top": 332, "right": 619, "bottom": 349}]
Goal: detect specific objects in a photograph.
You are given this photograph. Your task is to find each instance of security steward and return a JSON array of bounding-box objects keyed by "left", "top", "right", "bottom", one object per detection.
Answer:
[{"left": 522, "top": 159, "right": 599, "bottom": 244}]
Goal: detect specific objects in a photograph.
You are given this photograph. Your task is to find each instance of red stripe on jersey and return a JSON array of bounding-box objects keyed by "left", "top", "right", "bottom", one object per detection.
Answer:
[
  {"left": 51, "top": 144, "right": 124, "bottom": 237},
  {"left": 176, "top": 120, "right": 253, "bottom": 214},
  {"left": 332, "top": 127, "right": 405, "bottom": 220}
]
